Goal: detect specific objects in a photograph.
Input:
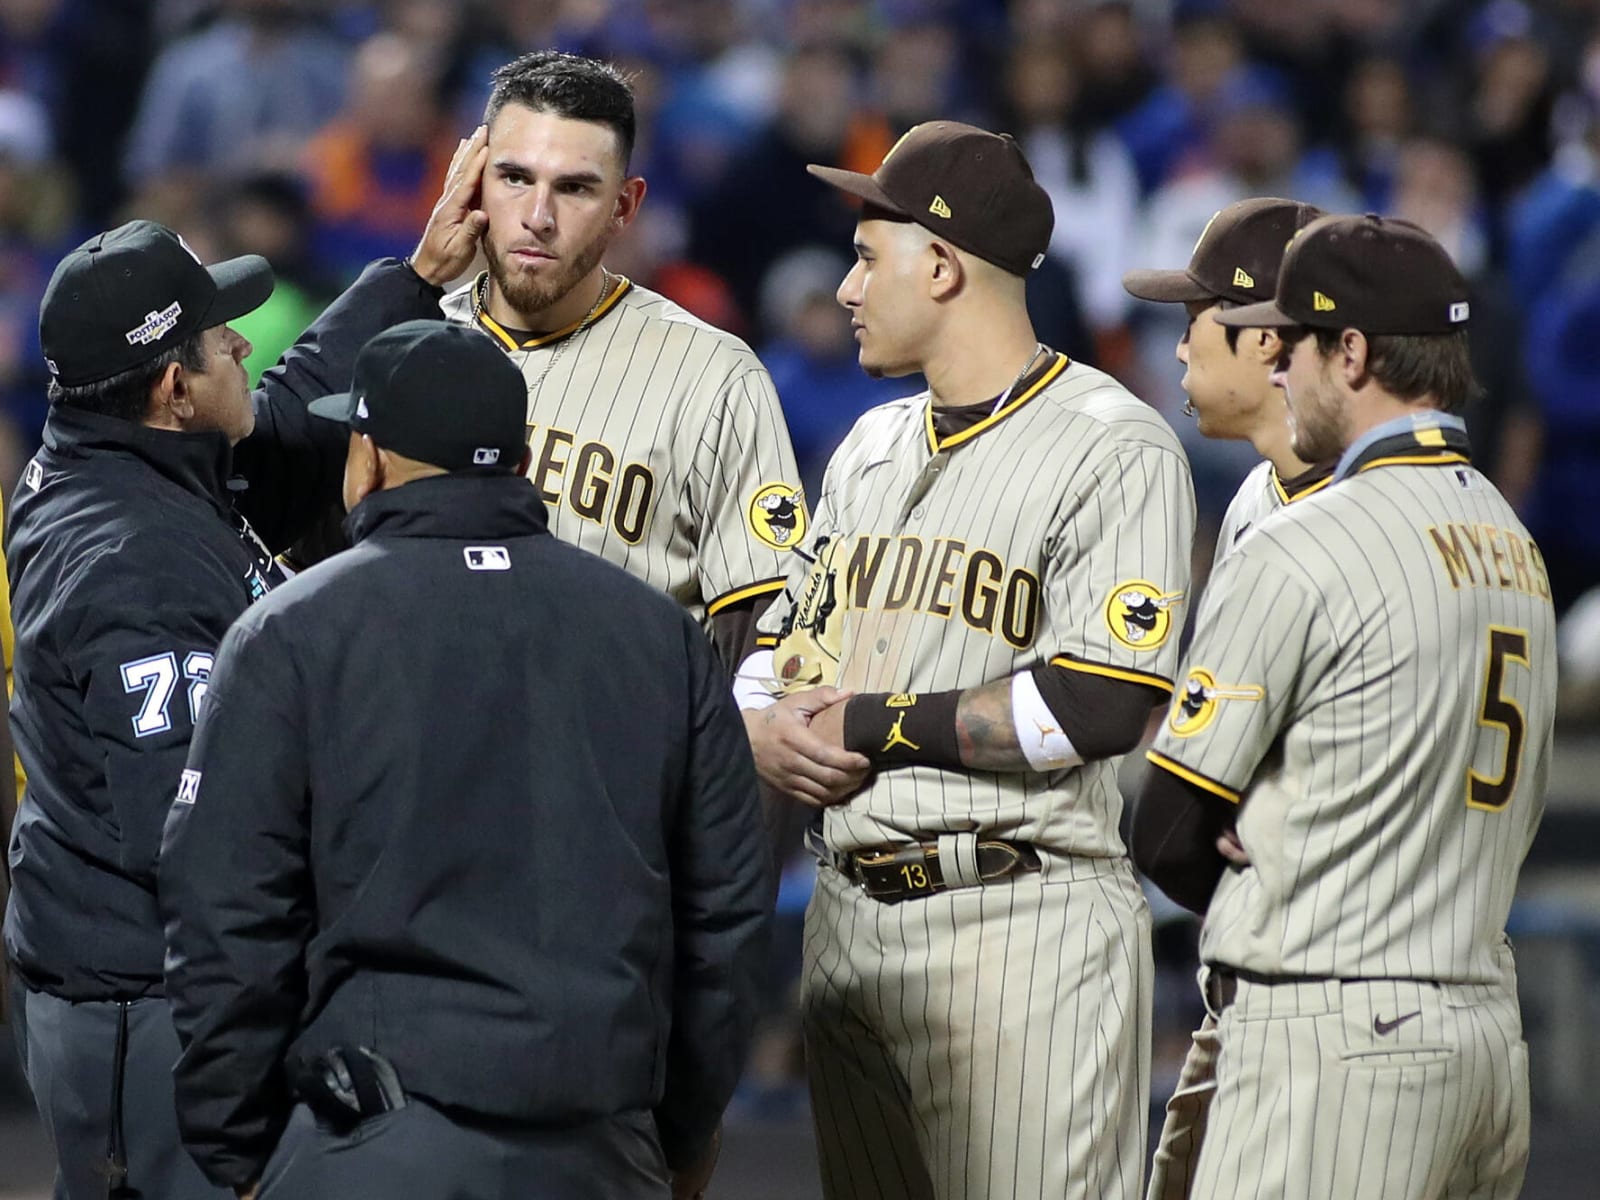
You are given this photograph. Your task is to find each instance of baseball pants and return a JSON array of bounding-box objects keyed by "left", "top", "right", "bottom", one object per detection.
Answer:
[
  {"left": 9, "top": 977, "right": 228, "bottom": 1199},
  {"left": 801, "top": 848, "right": 1153, "bottom": 1200},
  {"left": 1186, "top": 970, "right": 1529, "bottom": 1200},
  {"left": 256, "top": 1100, "right": 671, "bottom": 1199},
  {"left": 1145, "top": 1012, "right": 1220, "bottom": 1200}
]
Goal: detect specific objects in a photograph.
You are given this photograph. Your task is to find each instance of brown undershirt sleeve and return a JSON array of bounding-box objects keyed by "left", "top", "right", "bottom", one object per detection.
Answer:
[
  {"left": 1130, "top": 763, "right": 1236, "bottom": 916},
  {"left": 1030, "top": 660, "right": 1168, "bottom": 760}
]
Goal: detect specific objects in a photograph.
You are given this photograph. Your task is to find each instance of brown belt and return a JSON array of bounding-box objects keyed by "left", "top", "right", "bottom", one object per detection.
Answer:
[
  {"left": 813, "top": 833, "right": 1041, "bottom": 904},
  {"left": 1203, "top": 968, "right": 1401, "bottom": 1014}
]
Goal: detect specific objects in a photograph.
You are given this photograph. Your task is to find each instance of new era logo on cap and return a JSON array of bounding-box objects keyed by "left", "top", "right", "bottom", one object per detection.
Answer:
[
  {"left": 1233, "top": 267, "right": 1255, "bottom": 289},
  {"left": 929, "top": 195, "right": 952, "bottom": 219},
  {"left": 355, "top": 396, "right": 369, "bottom": 419},
  {"left": 1313, "top": 291, "right": 1336, "bottom": 312}
]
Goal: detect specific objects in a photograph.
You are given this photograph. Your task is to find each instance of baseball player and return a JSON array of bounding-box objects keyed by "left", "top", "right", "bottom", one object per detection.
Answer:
[
  {"left": 741, "top": 122, "right": 1196, "bottom": 1200},
  {"left": 440, "top": 51, "right": 805, "bottom": 667},
  {"left": 1121, "top": 195, "right": 1326, "bottom": 1200},
  {"left": 1132, "top": 214, "right": 1554, "bottom": 1200}
]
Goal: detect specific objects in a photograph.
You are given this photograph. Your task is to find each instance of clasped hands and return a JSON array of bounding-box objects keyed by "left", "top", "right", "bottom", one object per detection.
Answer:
[{"left": 743, "top": 687, "right": 871, "bottom": 807}]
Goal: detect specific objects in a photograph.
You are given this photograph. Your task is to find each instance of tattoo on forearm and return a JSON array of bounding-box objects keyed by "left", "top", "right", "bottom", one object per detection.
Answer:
[{"left": 954, "top": 679, "right": 1027, "bottom": 770}]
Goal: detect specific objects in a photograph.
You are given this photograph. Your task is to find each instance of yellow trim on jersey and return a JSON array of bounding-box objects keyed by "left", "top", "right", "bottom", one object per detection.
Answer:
[
  {"left": 755, "top": 635, "right": 779, "bottom": 648},
  {"left": 1146, "top": 750, "right": 1242, "bottom": 804},
  {"left": 707, "top": 578, "right": 786, "bottom": 616},
  {"left": 1270, "top": 468, "right": 1333, "bottom": 505},
  {"left": 1049, "top": 656, "right": 1175, "bottom": 693},
  {"left": 923, "top": 354, "right": 1071, "bottom": 455},
  {"left": 1355, "top": 452, "right": 1470, "bottom": 475},
  {"left": 476, "top": 276, "right": 634, "bottom": 351}
]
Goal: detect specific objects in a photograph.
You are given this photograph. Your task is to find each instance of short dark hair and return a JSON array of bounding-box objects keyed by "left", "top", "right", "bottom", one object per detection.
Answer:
[
  {"left": 1217, "top": 298, "right": 1243, "bottom": 353},
  {"left": 48, "top": 330, "right": 208, "bottom": 423},
  {"left": 484, "top": 52, "right": 637, "bottom": 169},
  {"left": 1307, "top": 326, "right": 1478, "bottom": 414}
]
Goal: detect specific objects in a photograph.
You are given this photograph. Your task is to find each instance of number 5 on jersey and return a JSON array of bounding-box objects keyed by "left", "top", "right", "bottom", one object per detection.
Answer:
[
  {"left": 120, "top": 651, "right": 215, "bottom": 737},
  {"left": 1468, "top": 625, "right": 1530, "bottom": 812}
]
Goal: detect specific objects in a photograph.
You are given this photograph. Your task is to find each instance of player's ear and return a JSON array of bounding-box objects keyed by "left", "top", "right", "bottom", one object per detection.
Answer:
[
  {"left": 342, "top": 433, "right": 381, "bottom": 513},
  {"left": 1253, "top": 329, "right": 1281, "bottom": 365},
  {"left": 1338, "top": 328, "right": 1370, "bottom": 384},
  {"left": 928, "top": 239, "right": 962, "bottom": 300},
  {"left": 154, "top": 360, "right": 196, "bottom": 425},
  {"left": 143, "top": 362, "right": 181, "bottom": 425},
  {"left": 612, "top": 176, "right": 647, "bottom": 232}
]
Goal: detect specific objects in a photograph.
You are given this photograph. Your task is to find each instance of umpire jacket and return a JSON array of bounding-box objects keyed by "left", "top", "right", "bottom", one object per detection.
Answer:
[
  {"left": 3, "top": 259, "right": 444, "bottom": 1002},
  {"left": 160, "top": 472, "right": 771, "bottom": 1190}
]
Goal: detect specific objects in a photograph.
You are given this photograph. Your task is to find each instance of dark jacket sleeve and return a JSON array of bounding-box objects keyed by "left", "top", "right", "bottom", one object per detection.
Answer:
[
  {"left": 1130, "top": 761, "right": 1236, "bottom": 915},
  {"left": 159, "top": 608, "right": 313, "bottom": 1190},
  {"left": 654, "top": 618, "right": 773, "bottom": 1170},
  {"left": 71, "top": 545, "right": 240, "bottom": 885},
  {"left": 232, "top": 259, "right": 444, "bottom": 552}
]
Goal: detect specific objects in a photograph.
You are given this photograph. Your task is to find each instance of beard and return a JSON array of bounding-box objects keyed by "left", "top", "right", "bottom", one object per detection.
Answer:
[
  {"left": 1285, "top": 372, "right": 1349, "bottom": 465},
  {"left": 484, "top": 228, "right": 612, "bottom": 326}
]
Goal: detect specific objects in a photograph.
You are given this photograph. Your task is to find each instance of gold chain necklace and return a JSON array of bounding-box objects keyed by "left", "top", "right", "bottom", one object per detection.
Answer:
[{"left": 477, "top": 267, "right": 615, "bottom": 397}]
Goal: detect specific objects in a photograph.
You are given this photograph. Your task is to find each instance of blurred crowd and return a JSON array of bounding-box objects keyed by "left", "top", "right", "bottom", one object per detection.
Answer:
[{"left": 3, "top": 0, "right": 1600, "bottom": 628}]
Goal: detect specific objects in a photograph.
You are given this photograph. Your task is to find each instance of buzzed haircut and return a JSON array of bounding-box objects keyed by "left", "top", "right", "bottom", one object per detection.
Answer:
[{"left": 484, "top": 51, "right": 637, "bottom": 169}]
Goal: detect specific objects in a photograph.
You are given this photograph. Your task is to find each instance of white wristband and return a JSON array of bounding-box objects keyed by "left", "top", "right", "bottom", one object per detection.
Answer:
[
  {"left": 1011, "top": 671, "right": 1082, "bottom": 772},
  {"left": 733, "top": 649, "right": 779, "bottom": 711}
]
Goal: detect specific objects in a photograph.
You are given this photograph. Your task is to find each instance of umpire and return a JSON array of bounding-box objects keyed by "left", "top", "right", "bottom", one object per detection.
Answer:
[
  {"left": 5, "top": 196, "right": 481, "bottom": 1196},
  {"left": 160, "top": 320, "right": 771, "bottom": 1200}
]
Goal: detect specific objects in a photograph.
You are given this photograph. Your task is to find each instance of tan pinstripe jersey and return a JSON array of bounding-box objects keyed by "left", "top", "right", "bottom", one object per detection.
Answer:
[
  {"left": 440, "top": 274, "right": 804, "bottom": 625},
  {"left": 1212, "top": 460, "right": 1332, "bottom": 571},
  {"left": 759, "top": 354, "right": 1195, "bottom": 856},
  {"left": 1149, "top": 431, "right": 1555, "bottom": 983}
]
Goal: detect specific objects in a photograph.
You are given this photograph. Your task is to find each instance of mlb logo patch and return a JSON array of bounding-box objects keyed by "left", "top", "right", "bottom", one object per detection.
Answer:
[
  {"left": 23, "top": 460, "right": 42, "bottom": 491},
  {"left": 1449, "top": 301, "right": 1470, "bottom": 323},
  {"left": 175, "top": 769, "right": 202, "bottom": 805},
  {"left": 472, "top": 447, "right": 501, "bottom": 465},
  {"left": 464, "top": 545, "right": 511, "bottom": 571}
]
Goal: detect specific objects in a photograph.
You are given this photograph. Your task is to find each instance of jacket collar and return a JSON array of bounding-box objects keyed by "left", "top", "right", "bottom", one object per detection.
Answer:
[
  {"left": 345, "top": 472, "right": 553, "bottom": 545},
  {"left": 43, "top": 404, "right": 235, "bottom": 508},
  {"left": 1334, "top": 411, "right": 1470, "bottom": 482}
]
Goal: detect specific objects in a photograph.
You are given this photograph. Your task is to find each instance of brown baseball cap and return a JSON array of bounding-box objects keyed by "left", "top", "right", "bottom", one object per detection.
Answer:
[
  {"left": 807, "top": 121, "right": 1054, "bottom": 278},
  {"left": 1122, "top": 197, "right": 1324, "bottom": 306},
  {"left": 1217, "top": 213, "right": 1472, "bottom": 334}
]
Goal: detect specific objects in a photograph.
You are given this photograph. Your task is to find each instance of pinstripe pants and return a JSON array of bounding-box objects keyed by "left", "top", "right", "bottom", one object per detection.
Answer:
[
  {"left": 801, "top": 853, "right": 1153, "bottom": 1200},
  {"left": 1186, "top": 972, "right": 1529, "bottom": 1200}
]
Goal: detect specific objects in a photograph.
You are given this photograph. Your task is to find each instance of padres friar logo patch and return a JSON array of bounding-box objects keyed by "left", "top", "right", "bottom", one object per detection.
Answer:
[
  {"left": 1103, "top": 580, "right": 1183, "bottom": 651},
  {"left": 1169, "top": 668, "right": 1263, "bottom": 737},
  {"left": 748, "top": 482, "right": 807, "bottom": 550}
]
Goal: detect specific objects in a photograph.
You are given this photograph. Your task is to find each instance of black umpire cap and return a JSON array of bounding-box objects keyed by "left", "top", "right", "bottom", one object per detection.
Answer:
[
  {"left": 40, "top": 220, "right": 274, "bottom": 387},
  {"left": 308, "top": 320, "right": 527, "bottom": 472},
  {"left": 1122, "top": 197, "right": 1324, "bottom": 307}
]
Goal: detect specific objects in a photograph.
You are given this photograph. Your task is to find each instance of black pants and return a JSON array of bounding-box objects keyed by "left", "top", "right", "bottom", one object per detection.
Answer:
[
  {"left": 258, "top": 1100, "right": 672, "bottom": 1199},
  {"left": 9, "top": 978, "right": 228, "bottom": 1200}
]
